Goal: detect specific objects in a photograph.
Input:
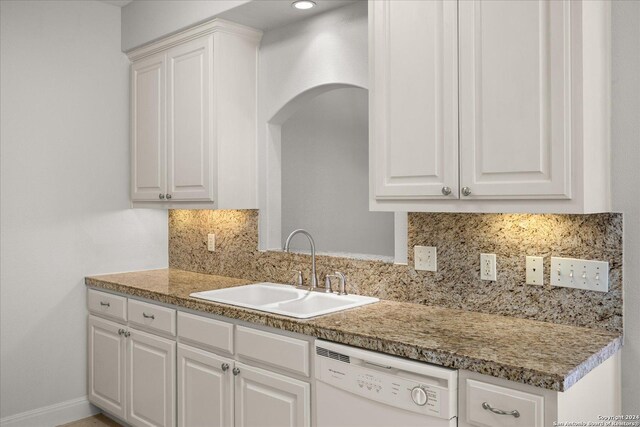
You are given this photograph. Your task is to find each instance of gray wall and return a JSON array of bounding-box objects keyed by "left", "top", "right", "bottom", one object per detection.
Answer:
[
  {"left": 612, "top": 0, "right": 640, "bottom": 413},
  {"left": 0, "top": 0, "right": 167, "bottom": 421},
  {"left": 281, "top": 88, "right": 394, "bottom": 258}
]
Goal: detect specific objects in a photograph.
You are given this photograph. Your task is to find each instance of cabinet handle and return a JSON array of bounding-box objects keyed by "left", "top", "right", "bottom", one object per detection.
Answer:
[
  {"left": 441, "top": 186, "right": 452, "bottom": 196},
  {"left": 482, "top": 402, "right": 520, "bottom": 418},
  {"left": 165, "top": 194, "right": 172, "bottom": 200},
  {"left": 159, "top": 193, "right": 165, "bottom": 200},
  {"left": 142, "top": 312, "right": 155, "bottom": 320},
  {"left": 221, "top": 363, "right": 230, "bottom": 372},
  {"left": 461, "top": 187, "right": 472, "bottom": 197},
  {"left": 118, "top": 328, "right": 125, "bottom": 336},
  {"left": 232, "top": 367, "right": 240, "bottom": 376},
  {"left": 124, "top": 331, "right": 130, "bottom": 338},
  {"left": 100, "top": 301, "right": 110, "bottom": 307}
]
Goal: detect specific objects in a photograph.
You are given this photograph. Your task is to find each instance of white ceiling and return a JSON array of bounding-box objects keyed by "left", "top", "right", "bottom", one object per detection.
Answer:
[
  {"left": 217, "top": 0, "right": 360, "bottom": 31},
  {"left": 99, "top": 0, "right": 133, "bottom": 7}
]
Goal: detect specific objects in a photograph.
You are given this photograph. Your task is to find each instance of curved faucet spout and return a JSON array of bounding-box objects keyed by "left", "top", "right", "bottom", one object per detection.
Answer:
[{"left": 283, "top": 229, "right": 319, "bottom": 289}]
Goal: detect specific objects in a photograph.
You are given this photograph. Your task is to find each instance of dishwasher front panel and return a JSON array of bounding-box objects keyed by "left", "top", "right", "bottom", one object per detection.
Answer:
[
  {"left": 317, "top": 381, "right": 457, "bottom": 427},
  {"left": 315, "top": 340, "right": 457, "bottom": 427}
]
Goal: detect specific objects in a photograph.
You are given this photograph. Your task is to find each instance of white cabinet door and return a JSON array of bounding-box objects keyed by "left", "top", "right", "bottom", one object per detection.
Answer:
[
  {"left": 127, "top": 328, "right": 176, "bottom": 427},
  {"left": 166, "top": 37, "right": 214, "bottom": 202},
  {"left": 234, "top": 362, "right": 310, "bottom": 427},
  {"left": 177, "top": 344, "right": 233, "bottom": 427},
  {"left": 88, "top": 316, "right": 126, "bottom": 420},
  {"left": 131, "top": 52, "right": 166, "bottom": 202},
  {"left": 459, "top": 0, "right": 571, "bottom": 199},
  {"left": 370, "top": 0, "right": 458, "bottom": 200}
]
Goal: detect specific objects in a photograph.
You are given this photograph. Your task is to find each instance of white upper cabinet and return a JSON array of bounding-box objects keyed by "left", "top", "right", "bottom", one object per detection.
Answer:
[
  {"left": 129, "top": 20, "right": 262, "bottom": 209},
  {"left": 370, "top": 0, "right": 459, "bottom": 200},
  {"left": 459, "top": 0, "right": 571, "bottom": 200},
  {"left": 131, "top": 53, "right": 166, "bottom": 202},
  {"left": 166, "top": 37, "right": 213, "bottom": 202},
  {"left": 370, "top": 0, "right": 611, "bottom": 213}
]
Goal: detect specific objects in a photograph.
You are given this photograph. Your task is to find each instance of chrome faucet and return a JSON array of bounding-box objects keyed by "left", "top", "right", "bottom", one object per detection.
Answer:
[{"left": 283, "top": 229, "right": 319, "bottom": 289}]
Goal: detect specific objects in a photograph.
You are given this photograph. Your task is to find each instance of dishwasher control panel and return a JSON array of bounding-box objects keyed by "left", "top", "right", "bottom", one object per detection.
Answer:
[{"left": 315, "top": 341, "right": 457, "bottom": 420}]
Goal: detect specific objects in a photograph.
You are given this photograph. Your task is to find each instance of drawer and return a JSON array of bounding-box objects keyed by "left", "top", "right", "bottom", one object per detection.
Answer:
[
  {"left": 87, "top": 289, "right": 127, "bottom": 323},
  {"left": 466, "top": 379, "right": 544, "bottom": 427},
  {"left": 178, "top": 311, "right": 234, "bottom": 354},
  {"left": 236, "top": 326, "right": 309, "bottom": 377},
  {"left": 128, "top": 299, "right": 176, "bottom": 336}
]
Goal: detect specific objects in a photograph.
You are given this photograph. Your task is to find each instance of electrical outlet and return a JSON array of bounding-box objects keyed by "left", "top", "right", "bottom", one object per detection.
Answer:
[
  {"left": 526, "top": 256, "right": 544, "bottom": 285},
  {"left": 207, "top": 234, "right": 216, "bottom": 252},
  {"left": 480, "top": 253, "right": 497, "bottom": 281},
  {"left": 414, "top": 246, "right": 437, "bottom": 271}
]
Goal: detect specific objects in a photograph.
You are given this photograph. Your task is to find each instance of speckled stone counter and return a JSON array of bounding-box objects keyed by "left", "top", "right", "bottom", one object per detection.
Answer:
[{"left": 85, "top": 268, "right": 622, "bottom": 392}]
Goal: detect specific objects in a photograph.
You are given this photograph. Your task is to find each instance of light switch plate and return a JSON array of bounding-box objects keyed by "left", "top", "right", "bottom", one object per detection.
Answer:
[
  {"left": 414, "top": 246, "right": 437, "bottom": 271},
  {"left": 480, "top": 253, "right": 497, "bottom": 281},
  {"left": 526, "top": 256, "right": 544, "bottom": 285},
  {"left": 551, "top": 256, "right": 609, "bottom": 292},
  {"left": 207, "top": 234, "right": 216, "bottom": 252}
]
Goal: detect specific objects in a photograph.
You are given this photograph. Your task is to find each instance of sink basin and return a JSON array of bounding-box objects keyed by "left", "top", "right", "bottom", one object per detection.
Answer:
[{"left": 190, "top": 282, "right": 378, "bottom": 319}]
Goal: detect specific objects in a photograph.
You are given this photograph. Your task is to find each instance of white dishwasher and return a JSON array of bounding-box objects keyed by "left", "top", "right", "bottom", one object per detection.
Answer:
[{"left": 315, "top": 340, "right": 457, "bottom": 427}]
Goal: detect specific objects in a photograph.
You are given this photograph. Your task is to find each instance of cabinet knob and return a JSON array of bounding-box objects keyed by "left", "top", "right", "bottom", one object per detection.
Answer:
[
  {"left": 124, "top": 331, "right": 130, "bottom": 338},
  {"left": 118, "top": 328, "right": 125, "bottom": 336},
  {"left": 159, "top": 193, "right": 165, "bottom": 200},
  {"left": 221, "top": 363, "right": 230, "bottom": 372},
  {"left": 165, "top": 194, "right": 172, "bottom": 200},
  {"left": 441, "top": 186, "right": 452, "bottom": 196},
  {"left": 232, "top": 367, "right": 240, "bottom": 376},
  {"left": 461, "top": 187, "right": 472, "bottom": 196}
]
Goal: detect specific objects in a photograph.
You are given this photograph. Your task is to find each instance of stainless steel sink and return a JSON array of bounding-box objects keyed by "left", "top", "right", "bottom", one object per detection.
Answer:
[{"left": 190, "top": 282, "right": 378, "bottom": 319}]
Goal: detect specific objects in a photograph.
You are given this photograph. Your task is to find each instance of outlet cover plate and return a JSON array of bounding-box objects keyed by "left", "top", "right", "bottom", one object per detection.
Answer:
[
  {"left": 551, "top": 256, "right": 609, "bottom": 292},
  {"left": 414, "top": 246, "right": 437, "bottom": 271},
  {"left": 480, "top": 253, "right": 497, "bottom": 281},
  {"left": 207, "top": 234, "right": 216, "bottom": 252},
  {"left": 526, "top": 256, "right": 544, "bottom": 285}
]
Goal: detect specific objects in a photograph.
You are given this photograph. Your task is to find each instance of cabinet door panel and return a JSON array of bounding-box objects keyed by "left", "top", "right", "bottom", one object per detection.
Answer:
[
  {"left": 459, "top": 0, "right": 571, "bottom": 199},
  {"left": 131, "top": 53, "right": 166, "bottom": 201},
  {"left": 178, "top": 344, "right": 233, "bottom": 427},
  {"left": 371, "top": 0, "right": 458, "bottom": 199},
  {"left": 88, "top": 316, "right": 126, "bottom": 419},
  {"left": 128, "top": 328, "right": 176, "bottom": 427},
  {"left": 235, "top": 362, "right": 310, "bottom": 427},
  {"left": 166, "top": 37, "right": 214, "bottom": 202}
]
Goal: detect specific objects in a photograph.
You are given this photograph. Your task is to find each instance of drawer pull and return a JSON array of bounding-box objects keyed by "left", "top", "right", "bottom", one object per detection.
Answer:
[
  {"left": 100, "top": 301, "right": 110, "bottom": 307},
  {"left": 482, "top": 402, "right": 520, "bottom": 418},
  {"left": 142, "top": 312, "right": 155, "bottom": 320}
]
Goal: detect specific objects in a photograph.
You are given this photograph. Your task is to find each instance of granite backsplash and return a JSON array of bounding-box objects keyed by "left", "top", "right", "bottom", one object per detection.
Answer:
[{"left": 168, "top": 210, "right": 623, "bottom": 333}]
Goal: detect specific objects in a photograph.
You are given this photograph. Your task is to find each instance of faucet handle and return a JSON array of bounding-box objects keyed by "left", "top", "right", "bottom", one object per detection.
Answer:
[
  {"left": 333, "top": 271, "right": 347, "bottom": 295},
  {"left": 324, "top": 274, "right": 336, "bottom": 293},
  {"left": 290, "top": 270, "right": 303, "bottom": 287}
]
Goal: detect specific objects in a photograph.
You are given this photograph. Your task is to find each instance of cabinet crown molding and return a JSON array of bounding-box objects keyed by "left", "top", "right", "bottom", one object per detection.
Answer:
[{"left": 126, "top": 18, "right": 263, "bottom": 62}]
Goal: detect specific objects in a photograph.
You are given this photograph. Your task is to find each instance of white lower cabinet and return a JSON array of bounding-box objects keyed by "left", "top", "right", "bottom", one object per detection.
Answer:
[
  {"left": 128, "top": 328, "right": 176, "bottom": 427},
  {"left": 89, "top": 292, "right": 311, "bottom": 427},
  {"left": 88, "top": 315, "right": 126, "bottom": 420},
  {"left": 177, "top": 344, "right": 234, "bottom": 427},
  {"left": 234, "top": 362, "right": 310, "bottom": 427}
]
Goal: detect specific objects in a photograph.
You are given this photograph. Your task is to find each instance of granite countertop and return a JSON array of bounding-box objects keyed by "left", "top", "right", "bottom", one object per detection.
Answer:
[{"left": 85, "top": 268, "right": 622, "bottom": 392}]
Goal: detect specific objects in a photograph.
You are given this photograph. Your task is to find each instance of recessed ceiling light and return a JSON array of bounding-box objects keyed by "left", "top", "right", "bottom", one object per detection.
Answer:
[{"left": 292, "top": 0, "right": 317, "bottom": 10}]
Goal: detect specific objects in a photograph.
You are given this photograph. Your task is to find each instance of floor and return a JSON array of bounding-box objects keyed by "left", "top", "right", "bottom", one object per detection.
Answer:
[{"left": 58, "top": 413, "right": 122, "bottom": 427}]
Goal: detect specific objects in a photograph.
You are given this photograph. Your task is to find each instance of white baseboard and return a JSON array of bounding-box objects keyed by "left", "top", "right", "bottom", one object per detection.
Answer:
[{"left": 0, "top": 396, "right": 99, "bottom": 427}]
